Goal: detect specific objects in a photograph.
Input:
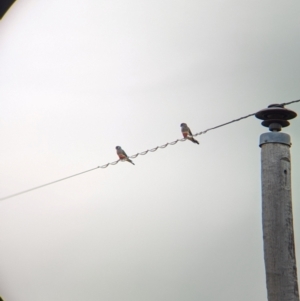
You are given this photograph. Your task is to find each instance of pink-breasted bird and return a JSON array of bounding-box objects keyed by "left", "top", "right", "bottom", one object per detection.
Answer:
[
  {"left": 180, "top": 123, "right": 199, "bottom": 144},
  {"left": 116, "top": 146, "right": 135, "bottom": 165}
]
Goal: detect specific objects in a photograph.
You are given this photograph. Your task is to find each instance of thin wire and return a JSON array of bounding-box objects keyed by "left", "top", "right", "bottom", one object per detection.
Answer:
[
  {"left": 280, "top": 99, "right": 300, "bottom": 106},
  {"left": 0, "top": 167, "right": 101, "bottom": 201},
  {"left": 1, "top": 100, "right": 299, "bottom": 201}
]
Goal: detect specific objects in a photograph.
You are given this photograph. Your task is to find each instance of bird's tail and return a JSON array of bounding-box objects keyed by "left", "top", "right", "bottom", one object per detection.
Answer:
[
  {"left": 192, "top": 138, "right": 199, "bottom": 144},
  {"left": 127, "top": 158, "right": 135, "bottom": 165},
  {"left": 187, "top": 136, "right": 200, "bottom": 144}
]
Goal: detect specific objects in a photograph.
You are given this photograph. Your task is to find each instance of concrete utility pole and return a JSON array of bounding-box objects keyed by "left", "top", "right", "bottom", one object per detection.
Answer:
[{"left": 256, "top": 104, "right": 299, "bottom": 301}]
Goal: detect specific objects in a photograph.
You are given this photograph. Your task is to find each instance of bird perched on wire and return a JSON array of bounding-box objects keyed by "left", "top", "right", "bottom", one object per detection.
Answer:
[
  {"left": 180, "top": 123, "right": 199, "bottom": 144},
  {"left": 116, "top": 146, "right": 135, "bottom": 165}
]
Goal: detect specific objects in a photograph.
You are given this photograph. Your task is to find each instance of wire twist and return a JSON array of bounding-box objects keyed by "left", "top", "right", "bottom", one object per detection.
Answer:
[{"left": 1, "top": 99, "right": 299, "bottom": 201}]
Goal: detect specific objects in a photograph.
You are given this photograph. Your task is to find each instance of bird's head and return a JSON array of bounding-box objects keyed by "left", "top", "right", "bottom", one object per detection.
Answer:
[
  {"left": 180, "top": 123, "right": 187, "bottom": 127},
  {"left": 116, "top": 146, "right": 121, "bottom": 150}
]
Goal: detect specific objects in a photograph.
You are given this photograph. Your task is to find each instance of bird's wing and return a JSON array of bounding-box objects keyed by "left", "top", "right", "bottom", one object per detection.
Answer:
[
  {"left": 122, "top": 149, "right": 128, "bottom": 157},
  {"left": 188, "top": 128, "right": 193, "bottom": 136}
]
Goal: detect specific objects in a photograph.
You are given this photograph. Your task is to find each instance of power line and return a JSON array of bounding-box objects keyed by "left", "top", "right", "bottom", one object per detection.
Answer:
[
  {"left": 281, "top": 99, "right": 300, "bottom": 106},
  {"left": 0, "top": 167, "right": 100, "bottom": 201},
  {"left": 127, "top": 112, "right": 257, "bottom": 160},
  {"left": 1, "top": 100, "right": 299, "bottom": 201}
]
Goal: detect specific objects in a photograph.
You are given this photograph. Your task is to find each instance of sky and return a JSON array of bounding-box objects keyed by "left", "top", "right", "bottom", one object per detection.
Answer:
[{"left": 0, "top": 0, "right": 300, "bottom": 300}]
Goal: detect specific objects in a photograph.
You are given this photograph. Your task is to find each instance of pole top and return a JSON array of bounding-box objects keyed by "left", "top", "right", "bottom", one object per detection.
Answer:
[{"left": 255, "top": 104, "right": 297, "bottom": 131}]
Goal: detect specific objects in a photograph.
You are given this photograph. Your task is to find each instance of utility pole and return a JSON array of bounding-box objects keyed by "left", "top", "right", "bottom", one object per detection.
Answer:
[{"left": 255, "top": 104, "right": 299, "bottom": 301}]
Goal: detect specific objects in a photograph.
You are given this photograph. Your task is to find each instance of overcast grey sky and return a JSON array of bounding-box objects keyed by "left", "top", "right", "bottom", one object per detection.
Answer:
[{"left": 0, "top": 1, "right": 300, "bottom": 300}]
